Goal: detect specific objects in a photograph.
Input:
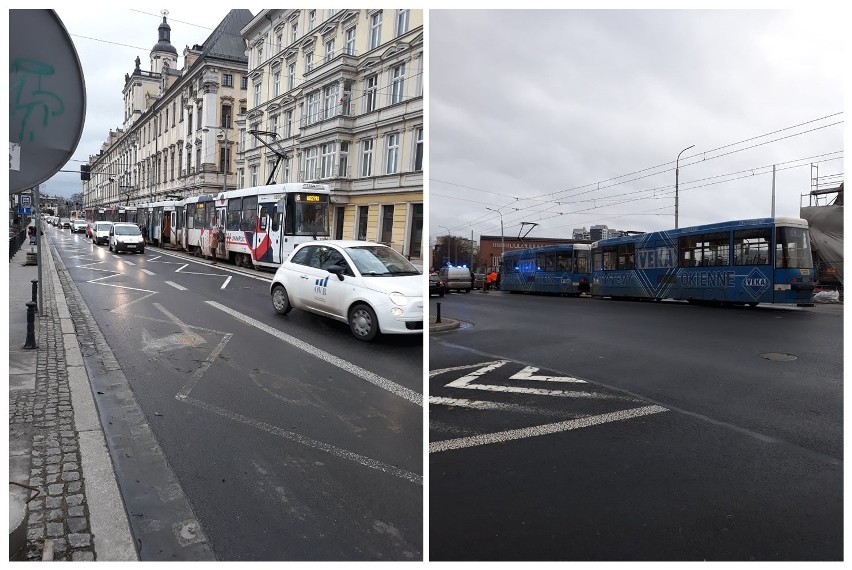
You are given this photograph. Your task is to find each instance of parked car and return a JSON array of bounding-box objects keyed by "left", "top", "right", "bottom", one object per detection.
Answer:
[
  {"left": 71, "top": 219, "right": 88, "bottom": 233},
  {"left": 438, "top": 266, "right": 473, "bottom": 293},
  {"left": 270, "top": 240, "right": 423, "bottom": 341},
  {"left": 429, "top": 273, "right": 445, "bottom": 297},
  {"left": 91, "top": 221, "right": 113, "bottom": 245},
  {"left": 473, "top": 273, "right": 486, "bottom": 290},
  {"left": 109, "top": 223, "right": 145, "bottom": 254}
]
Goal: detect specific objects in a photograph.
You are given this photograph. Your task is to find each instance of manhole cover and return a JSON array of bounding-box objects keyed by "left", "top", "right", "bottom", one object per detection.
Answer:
[{"left": 759, "top": 352, "right": 798, "bottom": 362}]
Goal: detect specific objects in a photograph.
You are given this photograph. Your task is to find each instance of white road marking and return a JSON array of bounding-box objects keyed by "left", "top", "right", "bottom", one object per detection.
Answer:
[
  {"left": 429, "top": 405, "right": 669, "bottom": 453},
  {"left": 430, "top": 361, "right": 508, "bottom": 377},
  {"left": 86, "top": 273, "right": 157, "bottom": 293},
  {"left": 207, "top": 300, "right": 422, "bottom": 407},
  {"left": 175, "top": 264, "right": 189, "bottom": 272},
  {"left": 220, "top": 276, "right": 232, "bottom": 290},
  {"left": 123, "top": 260, "right": 136, "bottom": 266},
  {"left": 429, "top": 396, "right": 587, "bottom": 418},
  {"left": 444, "top": 360, "right": 628, "bottom": 400},
  {"left": 141, "top": 269, "right": 155, "bottom": 275},
  {"left": 178, "top": 395, "right": 422, "bottom": 485},
  {"left": 165, "top": 281, "right": 187, "bottom": 291},
  {"left": 510, "top": 366, "right": 586, "bottom": 383}
]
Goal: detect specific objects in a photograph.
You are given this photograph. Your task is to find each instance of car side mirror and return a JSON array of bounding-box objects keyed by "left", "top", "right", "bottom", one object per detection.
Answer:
[{"left": 327, "top": 264, "right": 346, "bottom": 281}]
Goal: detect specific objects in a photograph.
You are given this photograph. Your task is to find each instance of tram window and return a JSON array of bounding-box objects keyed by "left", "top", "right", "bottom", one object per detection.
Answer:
[
  {"left": 271, "top": 206, "right": 279, "bottom": 231},
  {"left": 227, "top": 198, "right": 242, "bottom": 231},
  {"left": 259, "top": 206, "right": 269, "bottom": 230},
  {"left": 602, "top": 246, "right": 617, "bottom": 270},
  {"left": 535, "top": 253, "right": 546, "bottom": 271},
  {"left": 775, "top": 227, "right": 812, "bottom": 269},
  {"left": 680, "top": 235, "right": 701, "bottom": 267},
  {"left": 186, "top": 204, "right": 196, "bottom": 229},
  {"left": 617, "top": 244, "right": 634, "bottom": 269},
  {"left": 704, "top": 232, "right": 730, "bottom": 266},
  {"left": 575, "top": 251, "right": 589, "bottom": 274},
  {"left": 556, "top": 252, "right": 571, "bottom": 272},
  {"left": 734, "top": 228, "right": 771, "bottom": 265},
  {"left": 544, "top": 252, "right": 557, "bottom": 271},
  {"left": 593, "top": 251, "right": 602, "bottom": 271},
  {"left": 242, "top": 196, "right": 258, "bottom": 231}
]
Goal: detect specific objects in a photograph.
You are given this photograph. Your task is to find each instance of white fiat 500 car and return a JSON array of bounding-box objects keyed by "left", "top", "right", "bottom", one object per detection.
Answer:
[
  {"left": 270, "top": 240, "right": 423, "bottom": 341},
  {"left": 109, "top": 222, "right": 145, "bottom": 254}
]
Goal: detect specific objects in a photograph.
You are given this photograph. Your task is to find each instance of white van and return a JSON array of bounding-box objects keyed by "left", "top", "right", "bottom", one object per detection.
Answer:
[{"left": 438, "top": 267, "right": 473, "bottom": 293}]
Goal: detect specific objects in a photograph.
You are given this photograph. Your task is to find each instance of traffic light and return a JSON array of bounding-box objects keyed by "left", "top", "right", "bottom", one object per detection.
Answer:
[{"left": 80, "top": 164, "right": 90, "bottom": 181}]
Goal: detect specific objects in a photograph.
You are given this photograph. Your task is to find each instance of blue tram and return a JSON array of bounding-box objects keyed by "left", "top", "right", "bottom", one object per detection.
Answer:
[
  {"left": 500, "top": 244, "right": 591, "bottom": 296},
  {"left": 590, "top": 217, "right": 814, "bottom": 306}
]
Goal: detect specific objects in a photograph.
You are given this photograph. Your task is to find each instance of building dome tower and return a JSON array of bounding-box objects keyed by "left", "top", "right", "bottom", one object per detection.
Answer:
[{"left": 150, "top": 10, "right": 178, "bottom": 75}]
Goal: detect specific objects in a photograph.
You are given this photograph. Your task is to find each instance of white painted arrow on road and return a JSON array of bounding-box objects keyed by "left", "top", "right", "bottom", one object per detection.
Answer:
[{"left": 510, "top": 366, "right": 586, "bottom": 383}]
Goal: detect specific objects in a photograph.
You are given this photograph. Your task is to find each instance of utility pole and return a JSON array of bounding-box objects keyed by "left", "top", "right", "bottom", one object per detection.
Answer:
[{"left": 675, "top": 144, "right": 694, "bottom": 229}]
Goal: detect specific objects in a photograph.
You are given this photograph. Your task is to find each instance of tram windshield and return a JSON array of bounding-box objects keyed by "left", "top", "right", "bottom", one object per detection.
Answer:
[{"left": 775, "top": 226, "right": 813, "bottom": 269}]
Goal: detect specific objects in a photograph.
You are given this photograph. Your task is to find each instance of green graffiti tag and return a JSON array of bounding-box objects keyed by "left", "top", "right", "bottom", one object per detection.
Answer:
[{"left": 10, "top": 58, "right": 66, "bottom": 142}]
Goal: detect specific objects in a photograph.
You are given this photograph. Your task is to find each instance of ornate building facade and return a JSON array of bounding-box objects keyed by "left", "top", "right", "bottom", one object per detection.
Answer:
[
  {"left": 82, "top": 10, "right": 254, "bottom": 209},
  {"left": 239, "top": 9, "right": 424, "bottom": 262}
]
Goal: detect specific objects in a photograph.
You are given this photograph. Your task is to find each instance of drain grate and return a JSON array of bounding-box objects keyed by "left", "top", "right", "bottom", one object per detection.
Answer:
[{"left": 759, "top": 352, "right": 798, "bottom": 362}]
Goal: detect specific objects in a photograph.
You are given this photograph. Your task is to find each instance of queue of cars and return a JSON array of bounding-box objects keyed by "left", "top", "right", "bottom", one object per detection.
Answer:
[{"left": 47, "top": 218, "right": 425, "bottom": 342}]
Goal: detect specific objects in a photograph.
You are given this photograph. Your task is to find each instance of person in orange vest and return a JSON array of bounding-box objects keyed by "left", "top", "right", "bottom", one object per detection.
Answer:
[{"left": 486, "top": 270, "right": 498, "bottom": 291}]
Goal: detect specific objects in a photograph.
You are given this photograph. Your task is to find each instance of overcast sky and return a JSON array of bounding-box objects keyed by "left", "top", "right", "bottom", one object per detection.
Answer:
[
  {"left": 21, "top": 4, "right": 260, "bottom": 200},
  {"left": 429, "top": 9, "right": 844, "bottom": 245}
]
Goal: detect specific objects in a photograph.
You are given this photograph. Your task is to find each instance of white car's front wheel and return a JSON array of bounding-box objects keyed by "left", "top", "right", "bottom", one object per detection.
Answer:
[{"left": 349, "top": 303, "right": 379, "bottom": 341}]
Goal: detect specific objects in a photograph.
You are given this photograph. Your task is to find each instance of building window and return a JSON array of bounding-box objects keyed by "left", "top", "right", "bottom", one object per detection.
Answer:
[
  {"left": 284, "top": 110, "right": 293, "bottom": 138},
  {"left": 304, "top": 147, "right": 318, "bottom": 180},
  {"left": 273, "top": 70, "right": 281, "bottom": 97},
  {"left": 323, "top": 83, "right": 339, "bottom": 119},
  {"left": 221, "top": 105, "right": 232, "bottom": 128},
  {"left": 250, "top": 164, "right": 258, "bottom": 187},
  {"left": 365, "top": 75, "right": 378, "bottom": 113},
  {"left": 305, "top": 51, "right": 314, "bottom": 73},
  {"left": 380, "top": 205, "right": 394, "bottom": 245},
  {"left": 306, "top": 91, "right": 320, "bottom": 125},
  {"left": 369, "top": 11, "right": 382, "bottom": 50},
  {"left": 172, "top": 102, "right": 176, "bottom": 127},
  {"left": 321, "top": 143, "right": 335, "bottom": 178},
  {"left": 390, "top": 63, "right": 405, "bottom": 105},
  {"left": 267, "top": 159, "right": 277, "bottom": 184},
  {"left": 414, "top": 127, "right": 423, "bottom": 171},
  {"left": 291, "top": 22, "right": 298, "bottom": 43},
  {"left": 254, "top": 82, "right": 261, "bottom": 106},
  {"left": 385, "top": 133, "right": 399, "bottom": 174},
  {"left": 270, "top": 115, "right": 279, "bottom": 137},
  {"left": 250, "top": 122, "right": 260, "bottom": 148},
  {"left": 276, "top": 33, "right": 282, "bottom": 53},
  {"left": 220, "top": 146, "right": 231, "bottom": 174},
  {"left": 408, "top": 203, "right": 423, "bottom": 257},
  {"left": 357, "top": 205, "right": 369, "bottom": 240},
  {"left": 171, "top": 149, "right": 176, "bottom": 180},
  {"left": 241, "top": 75, "right": 248, "bottom": 89},
  {"left": 196, "top": 147, "right": 202, "bottom": 172},
  {"left": 396, "top": 9, "right": 409, "bottom": 36},
  {"left": 334, "top": 206, "right": 345, "bottom": 239},
  {"left": 287, "top": 62, "right": 296, "bottom": 90},
  {"left": 283, "top": 157, "right": 291, "bottom": 182},
  {"left": 345, "top": 27, "right": 356, "bottom": 55},
  {"left": 339, "top": 141, "right": 349, "bottom": 177},
  {"left": 325, "top": 38, "right": 335, "bottom": 62},
  {"left": 308, "top": 10, "right": 316, "bottom": 31},
  {"left": 360, "top": 139, "right": 373, "bottom": 177},
  {"left": 223, "top": 73, "right": 233, "bottom": 87}
]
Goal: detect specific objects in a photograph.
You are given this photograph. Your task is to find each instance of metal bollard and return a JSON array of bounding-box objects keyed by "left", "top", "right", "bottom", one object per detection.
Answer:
[
  {"left": 435, "top": 302, "right": 442, "bottom": 323},
  {"left": 31, "top": 279, "right": 38, "bottom": 313},
  {"left": 23, "top": 302, "right": 38, "bottom": 349}
]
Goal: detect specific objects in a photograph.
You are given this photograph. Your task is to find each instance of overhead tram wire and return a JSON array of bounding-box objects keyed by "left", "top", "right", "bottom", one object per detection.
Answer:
[
  {"left": 436, "top": 150, "right": 843, "bottom": 235},
  {"left": 430, "top": 112, "right": 844, "bottom": 219}
]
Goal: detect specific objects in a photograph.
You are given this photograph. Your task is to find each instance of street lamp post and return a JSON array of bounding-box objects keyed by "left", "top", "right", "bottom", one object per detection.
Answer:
[
  {"left": 485, "top": 207, "right": 505, "bottom": 271},
  {"left": 439, "top": 224, "right": 453, "bottom": 265},
  {"left": 675, "top": 144, "right": 694, "bottom": 229}
]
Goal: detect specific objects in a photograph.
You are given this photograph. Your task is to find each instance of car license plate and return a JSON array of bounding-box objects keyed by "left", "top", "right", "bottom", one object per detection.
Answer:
[{"left": 127, "top": 244, "right": 136, "bottom": 249}]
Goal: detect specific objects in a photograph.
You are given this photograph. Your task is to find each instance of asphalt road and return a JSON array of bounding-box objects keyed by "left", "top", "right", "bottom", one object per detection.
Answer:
[
  {"left": 429, "top": 289, "right": 842, "bottom": 561},
  {"left": 51, "top": 226, "right": 423, "bottom": 561}
]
